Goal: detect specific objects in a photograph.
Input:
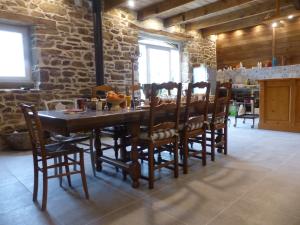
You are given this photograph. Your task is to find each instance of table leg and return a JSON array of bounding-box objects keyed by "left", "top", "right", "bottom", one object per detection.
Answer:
[
  {"left": 128, "top": 123, "right": 141, "bottom": 188},
  {"left": 94, "top": 128, "right": 103, "bottom": 172}
]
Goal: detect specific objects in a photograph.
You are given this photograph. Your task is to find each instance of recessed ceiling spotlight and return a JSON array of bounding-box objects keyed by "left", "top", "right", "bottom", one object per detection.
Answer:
[
  {"left": 128, "top": 0, "right": 135, "bottom": 8},
  {"left": 288, "top": 15, "right": 294, "bottom": 19},
  {"left": 272, "top": 22, "right": 278, "bottom": 28}
]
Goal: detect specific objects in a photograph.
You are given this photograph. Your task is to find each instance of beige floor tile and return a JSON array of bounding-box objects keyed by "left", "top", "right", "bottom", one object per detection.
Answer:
[
  {"left": 45, "top": 181, "right": 137, "bottom": 225},
  {"left": 0, "top": 205, "right": 63, "bottom": 225},
  {"left": 208, "top": 199, "right": 300, "bottom": 225},
  {"left": 87, "top": 200, "right": 187, "bottom": 225}
]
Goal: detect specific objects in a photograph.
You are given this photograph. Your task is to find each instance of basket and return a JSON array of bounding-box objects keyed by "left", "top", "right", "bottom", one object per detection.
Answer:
[{"left": 3, "top": 131, "right": 32, "bottom": 151}]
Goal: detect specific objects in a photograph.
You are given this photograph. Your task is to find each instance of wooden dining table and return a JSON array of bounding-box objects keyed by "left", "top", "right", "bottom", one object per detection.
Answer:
[
  {"left": 38, "top": 109, "right": 144, "bottom": 188},
  {"left": 38, "top": 103, "right": 216, "bottom": 189}
]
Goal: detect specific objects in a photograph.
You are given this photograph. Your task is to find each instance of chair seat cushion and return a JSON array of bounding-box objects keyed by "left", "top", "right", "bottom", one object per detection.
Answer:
[
  {"left": 139, "top": 129, "right": 177, "bottom": 141},
  {"left": 179, "top": 122, "right": 204, "bottom": 131},
  {"left": 51, "top": 133, "right": 90, "bottom": 144},
  {"left": 38, "top": 143, "right": 83, "bottom": 156},
  {"left": 207, "top": 117, "right": 225, "bottom": 130}
]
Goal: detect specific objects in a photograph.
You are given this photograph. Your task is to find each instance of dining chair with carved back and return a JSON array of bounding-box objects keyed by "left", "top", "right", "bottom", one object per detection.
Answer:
[
  {"left": 180, "top": 82, "right": 210, "bottom": 174},
  {"left": 44, "top": 99, "right": 95, "bottom": 176},
  {"left": 138, "top": 82, "right": 182, "bottom": 189},
  {"left": 20, "top": 104, "right": 89, "bottom": 211},
  {"left": 206, "top": 82, "right": 232, "bottom": 161}
]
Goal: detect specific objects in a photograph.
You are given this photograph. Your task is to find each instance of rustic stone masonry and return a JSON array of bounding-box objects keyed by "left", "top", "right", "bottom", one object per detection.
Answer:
[
  {"left": 0, "top": 0, "right": 95, "bottom": 148},
  {"left": 182, "top": 32, "right": 217, "bottom": 82},
  {"left": 102, "top": 9, "right": 139, "bottom": 92},
  {"left": 0, "top": 2, "right": 216, "bottom": 149}
]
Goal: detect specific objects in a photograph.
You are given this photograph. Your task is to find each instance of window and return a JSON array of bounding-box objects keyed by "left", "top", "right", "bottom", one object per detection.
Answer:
[
  {"left": 0, "top": 23, "right": 31, "bottom": 84},
  {"left": 193, "top": 64, "right": 208, "bottom": 94},
  {"left": 138, "top": 37, "right": 181, "bottom": 84}
]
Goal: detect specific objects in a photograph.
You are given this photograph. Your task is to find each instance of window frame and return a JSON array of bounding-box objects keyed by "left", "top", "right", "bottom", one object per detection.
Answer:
[
  {"left": 0, "top": 23, "right": 32, "bottom": 84},
  {"left": 138, "top": 35, "right": 182, "bottom": 84}
]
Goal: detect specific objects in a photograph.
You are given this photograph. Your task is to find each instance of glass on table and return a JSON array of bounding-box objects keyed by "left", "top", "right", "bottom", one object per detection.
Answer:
[
  {"left": 76, "top": 98, "right": 87, "bottom": 111},
  {"left": 125, "top": 96, "right": 131, "bottom": 109}
]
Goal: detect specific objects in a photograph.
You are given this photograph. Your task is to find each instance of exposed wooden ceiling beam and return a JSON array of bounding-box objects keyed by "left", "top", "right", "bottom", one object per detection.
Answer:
[
  {"left": 129, "top": 23, "right": 193, "bottom": 41},
  {"left": 202, "top": 6, "right": 299, "bottom": 36},
  {"left": 164, "top": 0, "right": 258, "bottom": 27},
  {"left": 294, "top": 0, "right": 300, "bottom": 9},
  {"left": 104, "top": 0, "right": 127, "bottom": 11},
  {"left": 0, "top": 10, "right": 56, "bottom": 27},
  {"left": 137, "top": 0, "right": 195, "bottom": 21},
  {"left": 186, "top": 0, "right": 292, "bottom": 31}
]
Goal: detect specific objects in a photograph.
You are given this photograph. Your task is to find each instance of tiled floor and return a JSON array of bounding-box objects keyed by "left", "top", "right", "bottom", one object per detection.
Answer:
[{"left": 1, "top": 119, "right": 300, "bottom": 225}]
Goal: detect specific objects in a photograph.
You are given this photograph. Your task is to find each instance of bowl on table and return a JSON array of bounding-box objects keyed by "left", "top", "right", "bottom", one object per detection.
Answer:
[{"left": 106, "top": 98, "right": 125, "bottom": 111}]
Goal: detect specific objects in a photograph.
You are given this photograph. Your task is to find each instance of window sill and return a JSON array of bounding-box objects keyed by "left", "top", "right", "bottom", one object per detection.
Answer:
[{"left": 0, "top": 82, "right": 35, "bottom": 90}]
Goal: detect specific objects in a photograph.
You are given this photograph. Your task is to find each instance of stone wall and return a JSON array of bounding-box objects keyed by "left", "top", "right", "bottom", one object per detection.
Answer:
[
  {"left": 182, "top": 32, "right": 217, "bottom": 82},
  {"left": 102, "top": 9, "right": 139, "bottom": 92},
  {"left": 0, "top": 0, "right": 95, "bottom": 149},
  {"left": 0, "top": 2, "right": 216, "bottom": 150}
]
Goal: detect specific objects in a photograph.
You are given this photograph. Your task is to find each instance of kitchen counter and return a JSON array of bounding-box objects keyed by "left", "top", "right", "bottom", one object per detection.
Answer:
[{"left": 259, "top": 78, "right": 300, "bottom": 132}]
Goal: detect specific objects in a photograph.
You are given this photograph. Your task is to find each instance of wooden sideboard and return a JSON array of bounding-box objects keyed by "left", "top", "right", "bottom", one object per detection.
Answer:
[{"left": 259, "top": 78, "right": 300, "bottom": 132}]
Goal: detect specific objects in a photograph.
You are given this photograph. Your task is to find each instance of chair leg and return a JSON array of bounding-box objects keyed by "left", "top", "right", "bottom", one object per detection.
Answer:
[
  {"left": 64, "top": 155, "right": 72, "bottom": 187},
  {"left": 41, "top": 166, "right": 48, "bottom": 211},
  {"left": 182, "top": 135, "right": 189, "bottom": 174},
  {"left": 148, "top": 143, "right": 155, "bottom": 189},
  {"left": 211, "top": 130, "right": 215, "bottom": 161},
  {"left": 79, "top": 151, "right": 89, "bottom": 199},
  {"left": 120, "top": 136, "right": 127, "bottom": 180},
  {"left": 33, "top": 158, "right": 39, "bottom": 202},
  {"left": 224, "top": 125, "right": 228, "bottom": 155},
  {"left": 174, "top": 137, "right": 179, "bottom": 178},
  {"left": 217, "top": 129, "right": 223, "bottom": 154},
  {"left": 201, "top": 133, "right": 207, "bottom": 166},
  {"left": 54, "top": 157, "right": 58, "bottom": 176},
  {"left": 73, "top": 153, "right": 77, "bottom": 171},
  {"left": 89, "top": 136, "right": 96, "bottom": 177},
  {"left": 114, "top": 136, "right": 119, "bottom": 172},
  {"left": 58, "top": 156, "right": 63, "bottom": 187}
]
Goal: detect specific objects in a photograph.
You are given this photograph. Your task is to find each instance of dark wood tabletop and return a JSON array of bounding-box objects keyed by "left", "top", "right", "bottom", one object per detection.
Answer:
[
  {"left": 38, "top": 108, "right": 148, "bottom": 188},
  {"left": 38, "top": 109, "right": 144, "bottom": 135}
]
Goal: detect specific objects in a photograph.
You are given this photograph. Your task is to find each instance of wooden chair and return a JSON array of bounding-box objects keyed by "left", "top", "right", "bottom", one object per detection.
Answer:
[
  {"left": 92, "top": 85, "right": 113, "bottom": 98},
  {"left": 180, "top": 82, "right": 210, "bottom": 174},
  {"left": 207, "top": 82, "right": 232, "bottom": 161},
  {"left": 20, "top": 104, "right": 89, "bottom": 211},
  {"left": 44, "top": 100, "right": 95, "bottom": 176},
  {"left": 138, "top": 82, "right": 182, "bottom": 189}
]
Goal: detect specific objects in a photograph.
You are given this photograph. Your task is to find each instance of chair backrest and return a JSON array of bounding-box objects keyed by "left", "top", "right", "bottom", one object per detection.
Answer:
[
  {"left": 211, "top": 82, "right": 232, "bottom": 125},
  {"left": 92, "top": 85, "right": 114, "bottom": 98},
  {"left": 20, "top": 104, "right": 46, "bottom": 158},
  {"left": 148, "top": 82, "right": 182, "bottom": 137},
  {"left": 44, "top": 100, "right": 76, "bottom": 111},
  {"left": 184, "top": 82, "right": 211, "bottom": 127}
]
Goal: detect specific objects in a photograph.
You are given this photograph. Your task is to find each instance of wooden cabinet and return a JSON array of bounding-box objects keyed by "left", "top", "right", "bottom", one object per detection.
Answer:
[{"left": 259, "top": 78, "right": 300, "bottom": 132}]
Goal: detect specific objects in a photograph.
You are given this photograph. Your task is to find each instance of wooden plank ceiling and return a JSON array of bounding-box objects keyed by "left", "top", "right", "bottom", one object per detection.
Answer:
[{"left": 104, "top": 0, "right": 300, "bottom": 36}]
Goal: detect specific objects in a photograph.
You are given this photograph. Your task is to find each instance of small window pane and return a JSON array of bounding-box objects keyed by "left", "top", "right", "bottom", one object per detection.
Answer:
[
  {"left": 171, "top": 49, "right": 180, "bottom": 82},
  {"left": 148, "top": 48, "right": 170, "bottom": 83},
  {"left": 0, "top": 30, "right": 26, "bottom": 78},
  {"left": 138, "top": 44, "right": 147, "bottom": 84},
  {"left": 138, "top": 37, "right": 181, "bottom": 85}
]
